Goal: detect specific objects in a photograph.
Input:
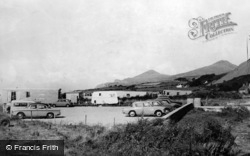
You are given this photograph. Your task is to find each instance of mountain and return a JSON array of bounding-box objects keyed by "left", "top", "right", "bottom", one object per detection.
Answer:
[
  {"left": 122, "top": 70, "right": 170, "bottom": 84},
  {"left": 215, "top": 59, "right": 250, "bottom": 84},
  {"left": 96, "top": 70, "right": 170, "bottom": 88},
  {"left": 95, "top": 60, "right": 237, "bottom": 88},
  {"left": 170, "top": 60, "right": 237, "bottom": 79}
]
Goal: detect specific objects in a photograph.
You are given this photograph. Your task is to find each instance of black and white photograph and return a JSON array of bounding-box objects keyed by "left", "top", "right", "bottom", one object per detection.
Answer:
[{"left": 0, "top": 0, "right": 250, "bottom": 155}]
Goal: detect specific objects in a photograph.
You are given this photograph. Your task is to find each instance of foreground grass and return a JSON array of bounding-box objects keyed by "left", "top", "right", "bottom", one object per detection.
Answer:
[{"left": 0, "top": 107, "right": 250, "bottom": 156}]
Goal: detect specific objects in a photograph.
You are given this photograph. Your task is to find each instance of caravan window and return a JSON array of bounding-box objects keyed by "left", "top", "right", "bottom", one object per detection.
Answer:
[
  {"left": 11, "top": 92, "right": 16, "bottom": 101},
  {"left": 26, "top": 92, "right": 30, "bottom": 98},
  {"left": 99, "top": 93, "right": 101, "bottom": 96}
]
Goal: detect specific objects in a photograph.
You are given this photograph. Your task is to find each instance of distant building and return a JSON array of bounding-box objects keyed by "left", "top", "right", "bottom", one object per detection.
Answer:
[
  {"left": 163, "top": 89, "right": 193, "bottom": 96},
  {"left": 0, "top": 88, "right": 58, "bottom": 104},
  {"left": 66, "top": 91, "right": 83, "bottom": 104},
  {"left": 176, "top": 84, "right": 183, "bottom": 88},
  {"left": 82, "top": 91, "right": 93, "bottom": 100},
  {"left": 239, "top": 83, "right": 250, "bottom": 94}
]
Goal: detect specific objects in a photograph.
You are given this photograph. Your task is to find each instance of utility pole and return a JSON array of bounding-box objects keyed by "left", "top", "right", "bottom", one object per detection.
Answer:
[{"left": 247, "top": 36, "right": 249, "bottom": 75}]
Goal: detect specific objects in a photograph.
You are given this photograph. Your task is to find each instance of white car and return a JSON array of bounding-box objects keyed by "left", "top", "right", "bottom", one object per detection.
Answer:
[
  {"left": 122, "top": 101, "right": 169, "bottom": 117},
  {"left": 6, "top": 100, "right": 35, "bottom": 114},
  {"left": 11, "top": 103, "right": 61, "bottom": 119}
]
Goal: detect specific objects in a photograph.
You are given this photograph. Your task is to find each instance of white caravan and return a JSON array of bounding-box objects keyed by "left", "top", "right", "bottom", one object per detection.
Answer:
[{"left": 91, "top": 91, "right": 118, "bottom": 105}]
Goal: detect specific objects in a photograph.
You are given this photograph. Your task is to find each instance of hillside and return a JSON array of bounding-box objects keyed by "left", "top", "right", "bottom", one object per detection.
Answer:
[
  {"left": 96, "top": 70, "right": 170, "bottom": 88},
  {"left": 171, "top": 60, "right": 237, "bottom": 79},
  {"left": 217, "top": 74, "right": 250, "bottom": 91},
  {"left": 96, "top": 60, "right": 236, "bottom": 88},
  {"left": 215, "top": 59, "right": 250, "bottom": 84},
  {"left": 122, "top": 70, "right": 170, "bottom": 84}
]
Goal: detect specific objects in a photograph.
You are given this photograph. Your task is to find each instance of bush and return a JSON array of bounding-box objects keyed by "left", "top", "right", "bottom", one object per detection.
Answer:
[
  {"left": 83, "top": 117, "right": 241, "bottom": 156},
  {"left": 189, "top": 90, "right": 242, "bottom": 99},
  {"left": 218, "top": 106, "right": 250, "bottom": 122}
]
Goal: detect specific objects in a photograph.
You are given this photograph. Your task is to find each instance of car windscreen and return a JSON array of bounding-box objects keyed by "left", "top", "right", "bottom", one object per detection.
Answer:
[
  {"left": 134, "top": 102, "right": 143, "bottom": 107},
  {"left": 37, "top": 104, "right": 47, "bottom": 109},
  {"left": 144, "top": 102, "right": 152, "bottom": 107},
  {"left": 153, "top": 101, "right": 163, "bottom": 106}
]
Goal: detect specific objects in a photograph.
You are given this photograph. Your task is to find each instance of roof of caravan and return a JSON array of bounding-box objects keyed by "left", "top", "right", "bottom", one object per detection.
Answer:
[
  {"left": 93, "top": 90, "right": 147, "bottom": 93},
  {"left": 2, "top": 88, "right": 58, "bottom": 91},
  {"left": 93, "top": 91, "right": 117, "bottom": 93},
  {"left": 65, "top": 91, "right": 83, "bottom": 94},
  {"left": 163, "top": 88, "right": 195, "bottom": 91}
]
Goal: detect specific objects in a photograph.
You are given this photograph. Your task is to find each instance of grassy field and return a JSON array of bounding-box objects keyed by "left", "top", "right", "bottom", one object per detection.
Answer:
[{"left": 1, "top": 106, "right": 250, "bottom": 156}]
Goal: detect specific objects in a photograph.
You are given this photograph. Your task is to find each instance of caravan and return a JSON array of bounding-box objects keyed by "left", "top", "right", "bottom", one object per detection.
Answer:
[{"left": 91, "top": 91, "right": 118, "bottom": 105}]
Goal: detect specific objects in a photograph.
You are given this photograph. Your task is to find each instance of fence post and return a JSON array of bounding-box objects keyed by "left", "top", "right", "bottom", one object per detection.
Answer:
[
  {"left": 85, "top": 115, "right": 87, "bottom": 125},
  {"left": 113, "top": 118, "right": 115, "bottom": 127},
  {"left": 31, "top": 110, "right": 33, "bottom": 121},
  {"left": 54, "top": 112, "right": 56, "bottom": 124},
  {"left": 142, "top": 105, "right": 144, "bottom": 119}
]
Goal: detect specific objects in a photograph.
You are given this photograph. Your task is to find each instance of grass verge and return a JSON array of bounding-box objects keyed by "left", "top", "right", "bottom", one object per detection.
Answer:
[{"left": 0, "top": 107, "right": 250, "bottom": 156}]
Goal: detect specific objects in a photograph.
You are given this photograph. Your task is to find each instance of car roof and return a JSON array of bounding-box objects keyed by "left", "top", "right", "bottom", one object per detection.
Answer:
[
  {"left": 30, "top": 103, "right": 48, "bottom": 105},
  {"left": 133, "top": 100, "right": 160, "bottom": 103},
  {"left": 11, "top": 100, "right": 35, "bottom": 103},
  {"left": 146, "top": 100, "right": 160, "bottom": 102}
]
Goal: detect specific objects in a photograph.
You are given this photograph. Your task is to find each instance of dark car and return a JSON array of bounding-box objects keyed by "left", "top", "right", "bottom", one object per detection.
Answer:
[
  {"left": 154, "top": 95, "right": 182, "bottom": 110},
  {"left": 52, "top": 99, "right": 73, "bottom": 107},
  {"left": 0, "top": 113, "right": 10, "bottom": 127}
]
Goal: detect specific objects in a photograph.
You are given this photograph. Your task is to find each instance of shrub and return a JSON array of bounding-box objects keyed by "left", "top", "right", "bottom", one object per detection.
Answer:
[
  {"left": 83, "top": 117, "right": 241, "bottom": 156},
  {"left": 189, "top": 90, "right": 242, "bottom": 99},
  {"left": 218, "top": 106, "right": 250, "bottom": 122}
]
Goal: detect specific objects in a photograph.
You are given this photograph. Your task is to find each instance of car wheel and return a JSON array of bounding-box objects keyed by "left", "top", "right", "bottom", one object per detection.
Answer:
[
  {"left": 52, "top": 104, "right": 56, "bottom": 107},
  {"left": 66, "top": 104, "right": 70, "bottom": 107},
  {"left": 0, "top": 119, "right": 10, "bottom": 127},
  {"left": 47, "top": 113, "right": 54, "bottom": 119},
  {"left": 129, "top": 111, "right": 136, "bottom": 117},
  {"left": 17, "top": 112, "right": 25, "bottom": 119},
  {"left": 155, "top": 111, "right": 163, "bottom": 117}
]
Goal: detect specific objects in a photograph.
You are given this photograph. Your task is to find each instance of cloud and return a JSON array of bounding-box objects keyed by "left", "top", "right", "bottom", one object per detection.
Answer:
[{"left": 0, "top": 0, "right": 249, "bottom": 91}]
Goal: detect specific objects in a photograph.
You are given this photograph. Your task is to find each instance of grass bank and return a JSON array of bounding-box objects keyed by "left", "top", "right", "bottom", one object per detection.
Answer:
[{"left": 0, "top": 107, "right": 250, "bottom": 155}]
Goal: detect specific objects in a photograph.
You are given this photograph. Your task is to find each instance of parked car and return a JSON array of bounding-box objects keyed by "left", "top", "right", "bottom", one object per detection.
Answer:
[
  {"left": 154, "top": 96, "right": 182, "bottom": 109},
  {"left": 52, "top": 99, "right": 73, "bottom": 107},
  {"left": 6, "top": 100, "right": 35, "bottom": 114},
  {"left": 122, "top": 101, "right": 169, "bottom": 117},
  {"left": 146, "top": 100, "right": 180, "bottom": 112},
  {"left": 0, "top": 113, "right": 10, "bottom": 127},
  {"left": 11, "top": 103, "right": 61, "bottom": 119},
  {"left": 156, "top": 100, "right": 182, "bottom": 110}
]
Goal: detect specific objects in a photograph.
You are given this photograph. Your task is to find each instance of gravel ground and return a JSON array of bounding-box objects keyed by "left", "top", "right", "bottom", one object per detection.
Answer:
[{"left": 26, "top": 106, "right": 156, "bottom": 127}]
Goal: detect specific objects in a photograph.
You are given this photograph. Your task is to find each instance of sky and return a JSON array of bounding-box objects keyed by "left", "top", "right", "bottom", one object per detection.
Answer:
[{"left": 1, "top": 0, "right": 250, "bottom": 91}]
